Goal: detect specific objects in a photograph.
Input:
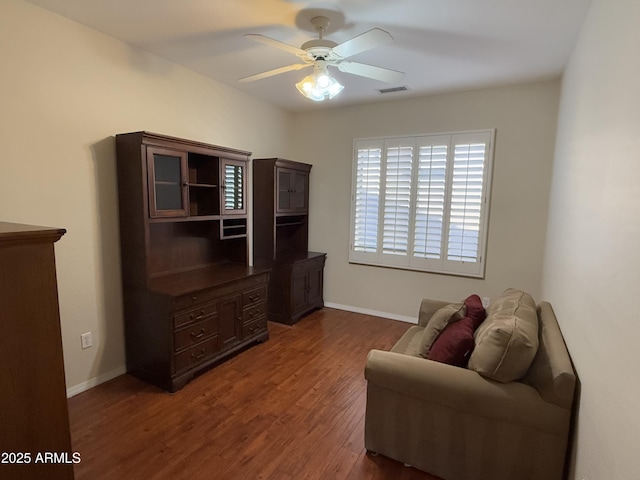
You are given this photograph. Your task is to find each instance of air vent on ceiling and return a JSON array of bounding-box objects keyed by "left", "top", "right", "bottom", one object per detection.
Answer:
[{"left": 378, "top": 86, "right": 409, "bottom": 94}]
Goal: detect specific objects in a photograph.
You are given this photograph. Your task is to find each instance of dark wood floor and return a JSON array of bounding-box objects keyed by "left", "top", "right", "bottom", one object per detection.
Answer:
[{"left": 68, "top": 308, "right": 441, "bottom": 480}]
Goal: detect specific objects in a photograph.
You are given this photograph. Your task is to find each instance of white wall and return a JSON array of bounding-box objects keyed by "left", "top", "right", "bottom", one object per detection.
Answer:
[
  {"left": 542, "top": 0, "right": 640, "bottom": 478},
  {"left": 291, "top": 81, "right": 560, "bottom": 319},
  {"left": 0, "top": 0, "right": 293, "bottom": 394}
]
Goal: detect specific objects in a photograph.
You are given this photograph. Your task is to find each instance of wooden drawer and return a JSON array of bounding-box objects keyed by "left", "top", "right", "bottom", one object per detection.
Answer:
[
  {"left": 174, "top": 302, "right": 218, "bottom": 329},
  {"left": 174, "top": 315, "right": 218, "bottom": 351},
  {"left": 172, "top": 273, "right": 269, "bottom": 311},
  {"left": 173, "top": 291, "right": 219, "bottom": 312},
  {"left": 242, "top": 316, "right": 267, "bottom": 339},
  {"left": 242, "top": 301, "right": 267, "bottom": 324},
  {"left": 242, "top": 286, "right": 266, "bottom": 307},
  {"left": 174, "top": 337, "right": 219, "bottom": 373}
]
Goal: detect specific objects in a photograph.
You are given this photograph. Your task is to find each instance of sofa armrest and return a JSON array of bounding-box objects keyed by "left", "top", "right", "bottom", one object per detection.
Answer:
[
  {"left": 418, "top": 298, "right": 452, "bottom": 327},
  {"left": 365, "top": 349, "right": 570, "bottom": 436}
]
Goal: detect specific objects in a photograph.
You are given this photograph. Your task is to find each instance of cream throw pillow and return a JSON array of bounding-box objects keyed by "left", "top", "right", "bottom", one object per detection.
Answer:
[
  {"left": 419, "top": 303, "right": 465, "bottom": 358},
  {"left": 468, "top": 288, "right": 539, "bottom": 382}
]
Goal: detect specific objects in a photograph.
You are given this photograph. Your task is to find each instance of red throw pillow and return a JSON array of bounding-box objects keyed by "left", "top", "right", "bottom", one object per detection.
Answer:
[
  {"left": 464, "top": 294, "right": 487, "bottom": 329},
  {"left": 427, "top": 316, "right": 476, "bottom": 367}
]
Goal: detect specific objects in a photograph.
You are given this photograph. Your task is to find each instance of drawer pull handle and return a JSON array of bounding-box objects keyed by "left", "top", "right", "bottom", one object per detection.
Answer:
[
  {"left": 191, "top": 349, "right": 206, "bottom": 360},
  {"left": 249, "top": 323, "right": 265, "bottom": 334},
  {"left": 189, "top": 310, "right": 206, "bottom": 322},
  {"left": 249, "top": 309, "right": 260, "bottom": 318},
  {"left": 191, "top": 296, "right": 198, "bottom": 302},
  {"left": 190, "top": 328, "right": 206, "bottom": 340},
  {"left": 249, "top": 294, "right": 261, "bottom": 302}
]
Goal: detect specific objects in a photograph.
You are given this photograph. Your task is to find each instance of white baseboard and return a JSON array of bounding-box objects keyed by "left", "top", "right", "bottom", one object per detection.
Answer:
[
  {"left": 66, "top": 366, "right": 126, "bottom": 398},
  {"left": 324, "top": 302, "right": 417, "bottom": 324}
]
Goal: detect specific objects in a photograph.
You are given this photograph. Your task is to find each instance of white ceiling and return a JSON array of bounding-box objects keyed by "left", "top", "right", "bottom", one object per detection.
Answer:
[{"left": 25, "top": 0, "right": 592, "bottom": 112}]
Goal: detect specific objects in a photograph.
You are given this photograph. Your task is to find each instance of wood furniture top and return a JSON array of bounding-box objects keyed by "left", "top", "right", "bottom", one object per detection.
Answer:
[
  {"left": 0, "top": 222, "right": 66, "bottom": 246},
  {"left": 133, "top": 131, "right": 251, "bottom": 159},
  {"left": 149, "top": 263, "right": 270, "bottom": 297}
]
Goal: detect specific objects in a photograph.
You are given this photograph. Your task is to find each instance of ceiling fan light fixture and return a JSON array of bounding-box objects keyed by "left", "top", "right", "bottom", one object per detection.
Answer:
[
  {"left": 296, "top": 58, "right": 344, "bottom": 101},
  {"left": 296, "top": 75, "right": 343, "bottom": 101}
]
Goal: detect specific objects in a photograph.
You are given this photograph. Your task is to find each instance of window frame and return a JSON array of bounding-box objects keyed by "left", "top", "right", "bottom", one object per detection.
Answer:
[{"left": 349, "top": 129, "right": 495, "bottom": 278}]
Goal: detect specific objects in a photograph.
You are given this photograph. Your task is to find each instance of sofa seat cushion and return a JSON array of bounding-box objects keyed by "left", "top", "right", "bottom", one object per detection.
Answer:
[{"left": 468, "top": 288, "right": 539, "bottom": 383}]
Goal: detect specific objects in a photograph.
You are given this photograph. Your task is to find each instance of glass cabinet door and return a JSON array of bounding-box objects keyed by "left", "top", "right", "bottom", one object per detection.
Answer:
[
  {"left": 220, "top": 159, "right": 246, "bottom": 215},
  {"left": 291, "top": 172, "right": 307, "bottom": 210},
  {"left": 147, "top": 147, "right": 188, "bottom": 218},
  {"left": 277, "top": 169, "right": 292, "bottom": 211},
  {"left": 276, "top": 168, "right": 308, "bottom": 213}
]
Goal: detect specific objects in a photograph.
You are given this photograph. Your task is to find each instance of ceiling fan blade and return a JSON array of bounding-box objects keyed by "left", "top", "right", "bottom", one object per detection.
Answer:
[
  {"left": 239, "top": 63, "right": 311, "bottom": 83},
  {"left": 332, "top": 28, "right": 394, "bottom": 59},
  {"left": 244, "top": 34, "right": 307, "bottom": 57},
  {"left": 337, "top": 61, "right": 405, "bottom": 83}
]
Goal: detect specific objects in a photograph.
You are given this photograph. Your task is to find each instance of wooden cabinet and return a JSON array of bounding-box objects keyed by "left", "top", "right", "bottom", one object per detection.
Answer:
[
  {"left": 275, "top": 252, "right": 326, "bottom": 324},
  {"left": 116, "top": 131, "right": 268, "bottom": 392},
  {"left": 142, "top": 269, "right": 269, "bottom": 391},
  {"left": 253, "top": 158, "right": 326, "bottom": 325},
  {"left": 277, "top": 167, "right": 308, "bottom": 213},
  {"left": 0, "top": 223, "right": 74, "bottom": 480}
]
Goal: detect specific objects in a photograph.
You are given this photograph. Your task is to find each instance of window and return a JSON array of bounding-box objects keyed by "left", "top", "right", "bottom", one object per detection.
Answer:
[{"left": 350, "top": 130, "right": 494, "bottom": 277}]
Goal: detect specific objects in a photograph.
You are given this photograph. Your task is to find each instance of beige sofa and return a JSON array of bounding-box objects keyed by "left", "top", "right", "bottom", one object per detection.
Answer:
[{"left": 364, "top": 289, "right": 576, "bottom": 480}]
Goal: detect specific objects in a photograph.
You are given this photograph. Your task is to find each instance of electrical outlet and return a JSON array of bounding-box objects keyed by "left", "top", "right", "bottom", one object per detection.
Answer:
[
  {"left": 81, "top": 332, "right": 93, "bottom": 349},
  {"left": 482, "top": 296, "right": 491, "bottom": 308}
]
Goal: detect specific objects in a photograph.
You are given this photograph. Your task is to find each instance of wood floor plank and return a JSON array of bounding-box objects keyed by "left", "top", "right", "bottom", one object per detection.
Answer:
[{"left": 68, "top": 308, "right": 441, "bottom": 480}]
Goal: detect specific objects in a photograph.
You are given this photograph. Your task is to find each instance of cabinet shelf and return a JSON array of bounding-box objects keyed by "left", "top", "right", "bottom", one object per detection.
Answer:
[
  {"left": 148, "top": 215, "right": 222, "bottom": 223},
  {"left": 221, "top": 217, "right": 247, "bottom": 239},
  {"left": 276, "top": 215, "right": 307, "bottom": 227}
]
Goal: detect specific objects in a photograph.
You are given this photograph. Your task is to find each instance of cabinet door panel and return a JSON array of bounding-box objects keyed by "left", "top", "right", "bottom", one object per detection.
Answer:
[
  {"left": 291, "top": 270, "right": 308, "bottom": 314},
  {"left": 147, "top": 147, "right": 188, "bottom": 218},
  {"left": 291, "top": 172, "right": 307, "bottom": 210},
  {"left": 277, "top": 169, "right": 292, "bottom": 212},
  {"left": 276, "top": 168, "right": 308, "bottom": 213},
  {"left": 218, "top": 294, "right": 242, "bottom": 349},
  {"left": 307, "top": 266, "right": 324, "bottom": 307}
]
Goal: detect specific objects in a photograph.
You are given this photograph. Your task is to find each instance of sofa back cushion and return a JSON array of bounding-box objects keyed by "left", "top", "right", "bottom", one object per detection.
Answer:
[
  {"left": 427, "top": 316, "right": 476, "bottom": 367},
  {"left": 418, "top": 302, "right": 465, "bottom": 358},
  {"left": 468, "top": 288, "right": 539, "bottom": 383}
]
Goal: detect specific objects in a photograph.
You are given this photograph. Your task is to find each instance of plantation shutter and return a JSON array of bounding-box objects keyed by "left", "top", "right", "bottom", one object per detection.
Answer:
[
  {"left": 382, "top": 144, "right": 413, "bottom": 257},
  {"left": 352, "top": 141, "right": 382, "bottom": 257},
  {"left": 441, "top": 131, "right": 492, "bottom": 276},
  {"left": 413, "top": 142, "right": 448, "bottom": 260},
  {"left": 350, "top": 130, "right": 493, "bottom": 278},
  {"left": 446, "top": 142, "right": 485, "bottom": 262}
]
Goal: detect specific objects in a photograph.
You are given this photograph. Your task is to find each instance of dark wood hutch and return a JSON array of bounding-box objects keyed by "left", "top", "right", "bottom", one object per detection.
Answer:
[
  {"left": 253, "top": 158, "right": 326, "bottom": 325},
  {"left": 0, "top": 222, "right": 74, "bottom": 480},
  {"left": 115, "top": 132, "right": 268, "bottom": 392}
]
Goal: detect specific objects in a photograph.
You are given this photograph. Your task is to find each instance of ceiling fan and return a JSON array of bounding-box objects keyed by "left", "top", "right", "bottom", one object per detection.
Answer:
[{"left": 240, "top": 16, "right": 405, "bottom": 101}]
